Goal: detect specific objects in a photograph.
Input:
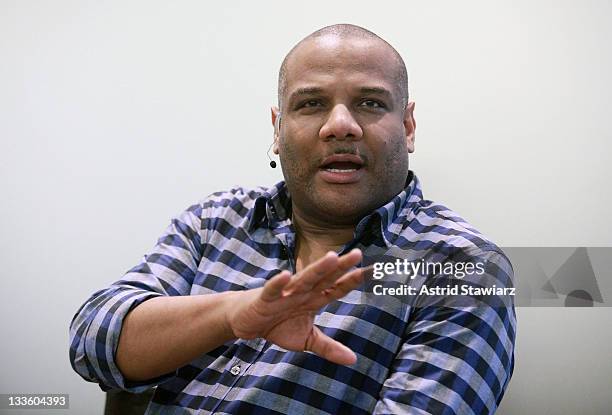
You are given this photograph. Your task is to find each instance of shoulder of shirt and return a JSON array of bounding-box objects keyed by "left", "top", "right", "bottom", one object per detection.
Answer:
[
  {"left": 392, "top": 195, "right": 506, "bottom": 260},
  {"left": 195, "top": 184, "right": 270, "bottom": 214}
]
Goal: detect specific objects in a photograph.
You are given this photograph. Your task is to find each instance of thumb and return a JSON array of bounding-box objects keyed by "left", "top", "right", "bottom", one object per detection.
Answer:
[{"left": 305, "top": 326, "right": 357, "bottom": 366}]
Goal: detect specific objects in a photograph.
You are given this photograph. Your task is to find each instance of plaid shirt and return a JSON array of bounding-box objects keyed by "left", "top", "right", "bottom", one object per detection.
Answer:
[{"left": 70, "top": 172, "right": 515, "bottom": 414}]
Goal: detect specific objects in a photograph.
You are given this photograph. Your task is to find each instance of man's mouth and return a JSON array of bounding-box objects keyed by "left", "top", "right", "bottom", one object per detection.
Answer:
[
  {"left": 319, "top": 154, "right": 365, "bottom": 170},
  {"left": 321, "top": 161, "right": 363, "bottom": 173},
  {"left": 318, "top": 154, "right": 365, "bottom": 184}
]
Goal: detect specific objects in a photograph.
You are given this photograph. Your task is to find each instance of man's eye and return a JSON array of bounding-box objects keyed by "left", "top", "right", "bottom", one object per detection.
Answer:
[
  {"left": 360, "top": 100, "right": 385, "bottom": 109},
  {"left": 301, "top": 100, "right": 322, "bottom": 108}
]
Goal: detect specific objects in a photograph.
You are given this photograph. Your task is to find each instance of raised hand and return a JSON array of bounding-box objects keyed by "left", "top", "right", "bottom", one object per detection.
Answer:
[{"left": 227, "top": 249, "right": 364, "bottom": 365}]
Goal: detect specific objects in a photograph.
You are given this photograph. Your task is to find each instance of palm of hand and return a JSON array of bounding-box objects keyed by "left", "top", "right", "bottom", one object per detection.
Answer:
[
  {"left": 263, "top": 311, "right": 316, "bottom": 352},
  {"left": 231, "top": 289, "right": 318, "bottom": 352},
  {"left": 228, "top": 249, "right": 365, "bottom": 365}
]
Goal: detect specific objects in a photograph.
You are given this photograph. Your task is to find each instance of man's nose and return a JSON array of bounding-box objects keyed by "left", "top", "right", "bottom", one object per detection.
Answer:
[{"left": 319, "top": 105, "right": 363, "bottom": 141}]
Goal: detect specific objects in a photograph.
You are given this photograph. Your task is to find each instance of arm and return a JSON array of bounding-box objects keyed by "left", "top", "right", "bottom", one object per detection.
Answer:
[
  {"left": 114, "top": 291, "right": 236, "bottom": 381},
  {"left": 373, "top": 250, "right": 516, "bottom": 415},
  {"left": 69, "top": 200, "right": 365, "bottom": 390},
  {"left": 116, "top": 250, "right": 365, "bottom": 381}
]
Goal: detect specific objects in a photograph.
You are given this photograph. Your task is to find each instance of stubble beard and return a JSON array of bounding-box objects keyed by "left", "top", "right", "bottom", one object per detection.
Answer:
[{"left": 279, "top": 141, "right": 409, "bottom": 227}]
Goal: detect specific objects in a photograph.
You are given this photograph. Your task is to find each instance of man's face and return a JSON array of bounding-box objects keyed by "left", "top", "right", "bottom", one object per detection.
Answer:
[{"left": 274, "top": 35, "right": 415, "bottom": 225}]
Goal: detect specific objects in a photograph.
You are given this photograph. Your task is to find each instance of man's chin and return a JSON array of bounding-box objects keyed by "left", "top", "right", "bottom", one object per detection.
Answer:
[{"left": 311, "top": 196, "right": 372, "bottom": 224}]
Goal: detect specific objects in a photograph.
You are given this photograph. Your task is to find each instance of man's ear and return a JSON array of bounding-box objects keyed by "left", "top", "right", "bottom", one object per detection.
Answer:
[
  {"left": 404, "top": 101, "right": 416, "bottom": 153},
  {"left": 271, "top": 106, "right": 280, "bottom": 154}
]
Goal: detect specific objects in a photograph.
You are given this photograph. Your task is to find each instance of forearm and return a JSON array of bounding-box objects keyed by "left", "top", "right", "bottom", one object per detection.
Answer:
[{"left": 116, "top": 290, "right": 239, "bottom": 382}]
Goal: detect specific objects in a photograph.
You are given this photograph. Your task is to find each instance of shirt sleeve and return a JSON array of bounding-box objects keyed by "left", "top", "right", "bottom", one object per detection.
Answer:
[
  {"left": 372, "top": 250, "right": 516, "bottom": 415},
  {"left": 68, "top": 201, "right": 206, "bottom": 392}
]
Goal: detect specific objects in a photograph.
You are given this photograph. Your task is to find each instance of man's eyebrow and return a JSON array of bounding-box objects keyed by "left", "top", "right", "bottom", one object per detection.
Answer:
[
  {"left": 286, "top": 86, "right": 394, "bottom": 104},
  {"left": 358, "top": 87, "right": 393, "bottom": 98},
  {"left": 288, "top": 87, "right": 324, "bottom": 101}
]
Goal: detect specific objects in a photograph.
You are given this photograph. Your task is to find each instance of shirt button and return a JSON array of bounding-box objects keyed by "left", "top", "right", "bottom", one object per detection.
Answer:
[{"left": 230, "top": 365, "right": 241, "bottom": 376}]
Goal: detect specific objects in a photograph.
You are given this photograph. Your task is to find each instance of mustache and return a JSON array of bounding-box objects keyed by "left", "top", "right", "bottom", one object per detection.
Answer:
[{"left": 319, "top": 147, "right": 369, "bottom": 166}]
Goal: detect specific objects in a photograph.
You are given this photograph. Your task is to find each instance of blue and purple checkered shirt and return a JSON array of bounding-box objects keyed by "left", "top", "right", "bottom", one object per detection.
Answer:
[{"left": 70, "top": 172, "right": 515, "bottom": 414}]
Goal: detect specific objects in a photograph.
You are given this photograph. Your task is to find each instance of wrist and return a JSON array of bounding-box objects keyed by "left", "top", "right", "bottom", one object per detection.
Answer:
[{"left": 220, "top": 290, "right": 241, "bottom": 340}]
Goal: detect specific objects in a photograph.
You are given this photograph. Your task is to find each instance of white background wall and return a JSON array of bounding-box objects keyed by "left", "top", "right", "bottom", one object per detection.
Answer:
[{"left": 1, "top": 0, "right": 611, "bottom": 413}]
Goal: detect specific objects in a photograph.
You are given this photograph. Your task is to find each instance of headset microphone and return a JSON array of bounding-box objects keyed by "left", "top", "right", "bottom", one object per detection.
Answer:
[
  {"left": 268, "top": 113, "right": 282, "bottom": 168},
  {"left": 267, "top": 141, "right": 277, "bottom": 168}
]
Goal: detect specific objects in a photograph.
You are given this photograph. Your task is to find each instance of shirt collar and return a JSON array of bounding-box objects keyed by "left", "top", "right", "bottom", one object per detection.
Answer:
[
  {"left": 248, "top": 181, "right": 290, "bottom": 232},
  {"left": 248, "top": 171, "right": 422, "bottom": 247}
]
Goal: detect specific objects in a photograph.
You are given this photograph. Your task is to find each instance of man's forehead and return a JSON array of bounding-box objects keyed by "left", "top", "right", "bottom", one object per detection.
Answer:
[
  {"left": 286, "top": 35, "right": 397, "bottom": 73},
  {"left": 283, "top": 35, "right": 400, "bottom": 94}
]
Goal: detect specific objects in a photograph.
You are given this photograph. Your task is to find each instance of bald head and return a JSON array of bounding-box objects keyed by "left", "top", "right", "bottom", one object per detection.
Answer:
[{"left": 277, "top": 24, "right": 409, "bottom": 109}]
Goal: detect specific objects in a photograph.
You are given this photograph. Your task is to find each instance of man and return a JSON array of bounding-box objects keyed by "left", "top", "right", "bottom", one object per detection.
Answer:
[{"left": 70, "top": 24, "right": 515, "bottom": 414}]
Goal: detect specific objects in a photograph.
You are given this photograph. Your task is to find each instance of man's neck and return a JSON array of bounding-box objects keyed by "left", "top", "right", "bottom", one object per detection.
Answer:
[{"left": 291, "top": 207, "right": 356, "bottom": 271}]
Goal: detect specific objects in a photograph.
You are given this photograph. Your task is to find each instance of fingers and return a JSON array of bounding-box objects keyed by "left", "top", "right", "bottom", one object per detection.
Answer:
[
  {"left": 327, "top": 267, "right": 365, "bottom": 299},
  {"left": 284, "top": 249, "right": 363, "bottom": 295},
  {"left": 282, "top": 251, "right": 339, "bottom": 294},
  {"left": 330, "top": 264, "right": 371, "bottom": 295},
  {"left": 310, "top": 267, "right": 366, "bottom": 310},
  {"left": 305, "top": 326, "right": 357, "bottom": 366},
  {"left": 260, "top": 270, "right": 291, "bottom": 302},
  {"left": 312, "top": 249, "right": 363, "bottom": 293}
]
